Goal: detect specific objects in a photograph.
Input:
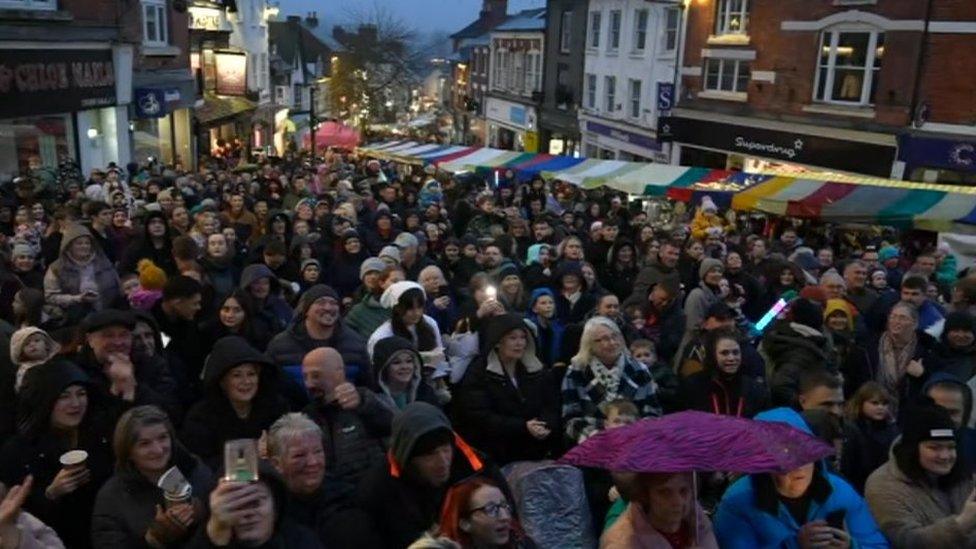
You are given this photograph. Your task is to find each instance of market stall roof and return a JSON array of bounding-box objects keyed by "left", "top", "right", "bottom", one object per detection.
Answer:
[{"left": 357, "top": 141, "right": 976, "bottom": 229}]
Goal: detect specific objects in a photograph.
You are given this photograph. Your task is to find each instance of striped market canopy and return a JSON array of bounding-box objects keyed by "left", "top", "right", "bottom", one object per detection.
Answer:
[{"left": 358, "top": 141, "right": 976, "bottom": 230}]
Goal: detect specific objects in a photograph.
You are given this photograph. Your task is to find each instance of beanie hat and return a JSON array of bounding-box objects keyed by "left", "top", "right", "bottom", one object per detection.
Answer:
[
  {"left": 901, "top": 404, "right": 957, "bottom": 448},
  {"left": 11, "top": 243, "right": 34, "bottom": 258},
  {"left": 944, "top": 311, "right": 975, "bottom": 335},
  {"left": 380, "top": 245, "right": 401, "bottom": 264},
  {"left": 879, "top": 246, "right": 900, "bottom": 262},
  {"left": 381, "top": 281, "right": 426, "bottom": 309},
  {"left": 296, "top": 284, "right": 339, "bottom": 319},
  {"left": 137, "top": 259, "right": 167, "bottom": 291},
  {"left": 394, "top": 232, "right": 419, "bottom": 249},
  {"left": 300, "top": 258, "right": 321, "bottom": 273},
  {"left": 824, "top": 299, "right": 855, "bottom": 331},
  {"left": 799, "top": 285, "right": 828, "bottom": 305},
  {"left": 790, "top": 298, "right": 824, "bottom": 331},
  {"left": 701, "top": 196, "right": 718, "bottom": 213},
  {"left": 699, "top": 258, "right": 724, "bottom": 280},
  {"left": 360, "top": 257, "right": 387, "bottom": 280}
]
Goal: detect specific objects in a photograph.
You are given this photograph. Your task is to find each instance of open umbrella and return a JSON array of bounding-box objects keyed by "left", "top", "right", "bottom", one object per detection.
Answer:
[{"left": 559, "top": 410, "right": 833, "bottom": 474}]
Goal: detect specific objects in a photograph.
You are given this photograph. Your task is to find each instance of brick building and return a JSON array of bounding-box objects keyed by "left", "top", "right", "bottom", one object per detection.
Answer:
[
  {"left": 662, "top": 0, "right": 976, "bottom": 181},
  {"left": 539, "top": 0, "right": 588, "bottom": 156},
  {"left": 448, "top": 0, "right": 508, "bottom": 145}
]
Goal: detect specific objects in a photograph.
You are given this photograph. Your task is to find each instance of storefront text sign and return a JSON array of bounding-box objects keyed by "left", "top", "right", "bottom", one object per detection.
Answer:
[
  {"left": 0, "top": 49, "right": 116, "bottom": 118},
  {"left": 134, "top": 88, "right": 182, "bottom": 119},
  {"left": 585, "top": 120, "right": 662, "bottom": 151},
  {"left": 898, "top": 134, "right": 976, "bottom": 174},
  {"left": 214, "top": 52, "right": 247, "bottom": 97},
  {"left": 189, "top": 6, "right": 229, "bottom": 31}
]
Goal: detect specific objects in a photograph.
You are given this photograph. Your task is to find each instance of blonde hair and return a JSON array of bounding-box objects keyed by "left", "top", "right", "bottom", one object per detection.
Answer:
[{"left": 571, "top": 316, "right": 624, "bottom": 369}]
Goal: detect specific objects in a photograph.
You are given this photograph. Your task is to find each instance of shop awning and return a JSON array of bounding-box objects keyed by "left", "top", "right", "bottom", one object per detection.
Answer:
[
  {"left": 358, "top": 140, "right": 976, "bottom": 230},
  {"left": 195, "top": 95, "right": 257, "bottom": 125}
]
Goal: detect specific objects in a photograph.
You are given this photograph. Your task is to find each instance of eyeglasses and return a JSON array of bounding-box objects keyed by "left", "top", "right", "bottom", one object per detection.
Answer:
[{"left": 469, "top": 501, "right": 512, "bottom": 518}]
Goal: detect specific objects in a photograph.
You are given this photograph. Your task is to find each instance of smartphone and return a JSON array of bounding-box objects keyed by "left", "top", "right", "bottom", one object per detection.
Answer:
[
  {"left": 223, "top": 439, "right": 259, "bottom": 483},
  {"left": 485, "top": 285, "right": 497, "bottom": 300},
  {"left": 825, "top": 510, "right": 846, "bottom": 530}
]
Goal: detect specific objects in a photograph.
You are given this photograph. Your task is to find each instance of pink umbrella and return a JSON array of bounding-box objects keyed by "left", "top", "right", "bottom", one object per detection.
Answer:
[
  {"left": 304, "top": 121, "right": 361, "bottom": 150},
  {"left": 559, "top": 410, "right": 833, "bottom": 474}
]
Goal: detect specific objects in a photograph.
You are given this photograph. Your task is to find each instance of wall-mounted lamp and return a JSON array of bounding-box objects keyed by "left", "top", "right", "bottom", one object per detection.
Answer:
[{"left": 87, "top": 128, "right": 100, "bottom": 139}]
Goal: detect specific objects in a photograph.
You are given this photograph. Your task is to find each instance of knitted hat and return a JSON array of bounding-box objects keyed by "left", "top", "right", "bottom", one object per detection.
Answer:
[
  {"left": 901, "top": 404, "right": 957, "bottom": 448},
  {"left": 381, "top": 281, "right": 426, "bottom": 309},
  {"left": 380, "top": 245, "right": 401, "bottom": 264},
  {"left": 360, "top": 257, "right": 387, "bottom": 280},
  {"left": 394, "top": 232, "right": 419, "bottom": 249},
  {"left": 701, "top": 196, "right": 718, "bottom": 213},
  {"left": 11, "top": 243, "right": 34, "bottom": 258},
  {"left": 699, "top": 258, "right": 724, "bottom": 280},
  {"left": 296, "top": 284, "right": 339, "bottom": 319},
  {"left": 300, "top": 258, "right": 321, "bottom": 273},
  {"left": 879, "top": 246, "right": 900, "bottom": 262},
  {"left": 137, "top": 259, "right": 167, "bottom": 291},
  {"left": 824, "top": 298, "right": 855, "bottom": 331},
  {"left": 790, "top": 298, "right": 824, "bottom": 331},
  {"left": 944, "top": 311, "right": 975, "bottom": 334}
]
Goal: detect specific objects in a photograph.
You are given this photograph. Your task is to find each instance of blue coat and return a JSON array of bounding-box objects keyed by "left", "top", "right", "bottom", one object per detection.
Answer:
[{"left": 714, "top": 408, "right": 889, "bottom": 549}]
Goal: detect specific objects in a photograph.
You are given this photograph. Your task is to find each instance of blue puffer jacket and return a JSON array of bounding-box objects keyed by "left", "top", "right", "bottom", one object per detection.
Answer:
[{"left": 714, "top": 408, "right": 889, "bottom": 549}]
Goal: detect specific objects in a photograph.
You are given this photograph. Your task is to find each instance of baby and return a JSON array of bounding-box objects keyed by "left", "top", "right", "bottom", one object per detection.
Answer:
[{"left": 11, "top": 327, "right": 60, "bottom": 392}]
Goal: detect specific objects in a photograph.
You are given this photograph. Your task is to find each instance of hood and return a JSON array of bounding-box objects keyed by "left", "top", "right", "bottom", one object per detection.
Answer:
[
  {"left": 390, "top": 402, "right": 454, "bottom": 469},
  {"left": 266, "top": 211, "right": 292, "bottom": 234},
  {"left": 201, "top": 335, "right": 276, "bottom": 389},
  {"left": 380, "top": 281, "right": 425, "bottom": 309},
  {"left": 141, "top": 210, "right": 172, "bottom": 243},
  {"left": 608, "top": 239, "right": 636, "bottom": 266},
  {"left": 526, "top": 243, "right": 549, "bottom": 266},
  {"left": 58, "top": 223, "right": 96, "bottom": 255},
  {"left": 922, "top": 372, "right": 974, "bottom": 426},
  {"left": 754, "top": 407, "right": 813, "bottom": 436},
  {"left": 371, "top": 336, "right": 423, "bottom": 395},
  {"left": 10, "top": 327, "right": 60, "bottom": 369},
  {"left": 528, "top": 287, "right": 555, "bottom": 310},
  {"left": 555, "top": 260, "right": 584, "bottom": 284},
  {"left": 239, "top": 263, "right": 280, "bottom": 292},
  {"left": 18, "top": 359, "right": 90, "bottom": 436},
  {"left": 480, "top": 314, "right": 544, "bottom": 375},
  {"left": 131, "top": 309, "right": 165, "bottom": 354}
]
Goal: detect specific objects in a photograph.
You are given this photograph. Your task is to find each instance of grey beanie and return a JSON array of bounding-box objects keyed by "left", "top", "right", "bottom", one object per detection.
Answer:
[
  {"left": 380, "top": 245, "right": 401, "bottom": 263},
  {"left": 394, "top": 232, "right": 418, "bottom": 249},
  {"left": 11, "top": 244, "right": 34, "bottom": 258},
  {"left": 360, "top": 257, "right": 387, "bottom": 280},
  {"left": 699, "top": 257, "right": 724, "bottom": 280}
]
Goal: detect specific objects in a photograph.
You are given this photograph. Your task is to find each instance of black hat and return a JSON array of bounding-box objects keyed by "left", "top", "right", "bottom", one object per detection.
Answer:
[
  {"left": 944, "top": 311, "right": 975, "bottom": 334},
  {"left": 704, "top": 302, "right": 733, "bottom": 322},
  {"left": 83, "top": 309, "right": 135, "bottom": 334},
  {"left": 790, "top": 298, "right": 823, "bottom": 331},
  {"left": 902, "top": 404, "right": 957, "bottom": 447}
]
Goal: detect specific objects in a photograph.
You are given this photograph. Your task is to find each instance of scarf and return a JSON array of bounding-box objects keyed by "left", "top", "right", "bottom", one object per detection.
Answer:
[
  {"left": 589, "top": 354, "right": 625, "bottom": 404},
  {"left": 878, "top": 331, "right": 917, "bottom": 395}
]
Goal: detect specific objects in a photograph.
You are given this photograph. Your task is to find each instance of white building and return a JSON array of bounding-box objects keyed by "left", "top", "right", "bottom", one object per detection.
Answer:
[
  {"left": 229, "top": 0, "right": 272, "bottom": 149},
  {"left": 579, "top": 0, "right": 680, "bottom": 162}
]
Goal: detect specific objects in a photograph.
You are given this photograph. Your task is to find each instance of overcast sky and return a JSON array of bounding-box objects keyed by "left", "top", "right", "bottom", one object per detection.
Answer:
[{"left": 277, "top": 0, "right": 546, "bottom": 33}]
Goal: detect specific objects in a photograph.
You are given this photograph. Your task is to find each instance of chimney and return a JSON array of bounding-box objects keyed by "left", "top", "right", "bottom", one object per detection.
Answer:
[
  {"left": 481, "top": 0, "right": 508, "bottom": 26},
  {"left": 305, "top": 10, "right": 318, "bottom": 28}
]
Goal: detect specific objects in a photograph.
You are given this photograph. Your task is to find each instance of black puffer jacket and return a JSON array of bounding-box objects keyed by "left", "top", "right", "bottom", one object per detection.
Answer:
[
  {"left": 679, "top": 367, "right": 770, "bottom": 419},
  {"left": 453, "top": 314, "right": 560, "bottom": 465},
  {"left": 764, "top": 321, "right": 836, "bottom": 406}
]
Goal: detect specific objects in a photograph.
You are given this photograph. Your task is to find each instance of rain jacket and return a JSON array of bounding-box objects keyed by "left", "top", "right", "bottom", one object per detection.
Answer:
[
  {"left": 371, "top": 336, "right": 440, "bottom": 413},
  {"left": 713, "top": 408, "right": 888, "bottom": 549},
  {"left": 865, "top": 436, "right": 976, "bottom": 548},
  {"left": 453, "top": 314, "right": 560, "bottom": 464}
]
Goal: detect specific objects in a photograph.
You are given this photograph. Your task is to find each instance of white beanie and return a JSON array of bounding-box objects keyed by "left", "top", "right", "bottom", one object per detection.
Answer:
[
  {"left": 380, "top": 281, "right": 426, "bottom": 309},
  {"left": 701, "top": 196, "right": 718, "bottom": 213}
]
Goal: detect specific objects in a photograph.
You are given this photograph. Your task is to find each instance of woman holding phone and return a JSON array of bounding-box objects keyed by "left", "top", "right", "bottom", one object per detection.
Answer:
[{"left": 92, "top": 405, "right": 213, "bottom": 548}]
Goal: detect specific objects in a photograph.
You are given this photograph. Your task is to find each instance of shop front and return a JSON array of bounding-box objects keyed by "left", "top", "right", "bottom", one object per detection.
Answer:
[
  {"left": 898, "top": 134, "right": 976, "bottom": 186},
  {"left": 659, "top": 113, "right": 898, "bottom": 178},
  {"left": 579, "top": 115, "right": 668, "bottom": 163},
  {"left": 0, "top": 46, "right": 129, "bottom": 181},
  {"left": 131, "top": 71, "right": 198, "bottom": 169},
  {"left": 485, "top": 96, "right": 538, "bottom": 152}
]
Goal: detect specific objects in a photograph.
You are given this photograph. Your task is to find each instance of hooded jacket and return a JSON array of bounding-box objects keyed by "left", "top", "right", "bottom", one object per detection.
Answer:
[
  {"left": 371, "top": 336, "right": 440, "bottom": 413},
  {"left": 453, "top": 314, "right": 560, "bottom": 465},
  {"left": 120, "top": 210, "right": 177, "bottom": 275},
  {"left": 598, "top": 240, "right": 639, "bottom": 301},
  {"left": 239, "top": 263, "right": 293, "bottom": 336},
  {"left": 9, "top": 327, "right": 60, "bottom": 392},
  {"left": 714, "top": 408, "right": 888, "bottom": 549},
  {"left": 181, "top": 336, "right": 288, "bottom": 470},
  {"left": 764, "top": 321, "right": 835, "bottom": 407},
  {"left": 865, "top": 435, "right": 976, "bottom": 548},
  {"left": 44, "top": 224, "right": 121, "bottom": 313}
]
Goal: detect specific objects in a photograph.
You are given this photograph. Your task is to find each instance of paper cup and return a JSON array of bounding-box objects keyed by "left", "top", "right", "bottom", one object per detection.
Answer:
[
  {"left": 59, "top": 450, "right": 88, "bottom": 468},
  {"left": 164, "top": 485, "right": 192, "bottom": 509}
]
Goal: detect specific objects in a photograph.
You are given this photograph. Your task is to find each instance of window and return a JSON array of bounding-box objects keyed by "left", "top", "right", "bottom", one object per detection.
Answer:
[
  {"left": 633, "top": 9, "right": 648, "bottom": 52},
  {"left": 293, "top": 85, "right": 303, "bottom": 108},
  {"left": 259, "top": 53, "right": 268, "bottom": 89},
  {"left": 609, "top": 10, "right": 621, "bottom": 50},
  {"left": 275, "top": 86, "right": 286, "bottom": 103},
  {"left": 604, "top": 76, "right": 616, "bottom": 112},
  {"left": 560, "top": 10, "right": 573, "bottom": 53},
  {"left": 703, "top": 58, "right": 750, "bottom": 93},
  {"left": 586, "top": 73, "right": 597, "bottom": 109},
  {"left": 715, "top": 0, "right": 749, "bottom": 35},
  {"left": 513, "top": 53, "right": 524, "bottom": 92},
  {"left": 663, "top": 8, "right": 680, "bottom": 52},
  {"left": 0, "top": 0, "right": 55, "bottom": 11},
  {"left": 815, "top": 30, "right": 885, "bottom": 105},
  {"left": 629, "top": 79, "right": 642, "bottom": 118},
  {"left": 527, "top": 52, "right": 541, "bottom": 92},
  {"left": 493, "top": 49, "right": 504, "bottom": 90},
  {"left": 142, "top": 0, "right": 168, "bottom": 46},
  {"left": 589, "top": 11, "right": 601, "bottom": 48}
]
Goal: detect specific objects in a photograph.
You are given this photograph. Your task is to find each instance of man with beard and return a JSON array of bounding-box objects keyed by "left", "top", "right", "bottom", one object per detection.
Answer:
[
  {"left": 629, "top": 240, "right": 681, "bottom": 305},
  {"left": 345, "top": 258, "right": 392, "bottom": 338}
]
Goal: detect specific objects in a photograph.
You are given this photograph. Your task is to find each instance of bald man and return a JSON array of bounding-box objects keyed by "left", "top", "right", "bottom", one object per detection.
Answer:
[{"left": 302, "top": 347, "right": 391, "bottom": 486}]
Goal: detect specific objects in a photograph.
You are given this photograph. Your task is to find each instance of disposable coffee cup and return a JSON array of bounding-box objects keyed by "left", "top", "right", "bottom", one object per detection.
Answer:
[
  {"left": 59, "top": 450, "right": 88, "bottom": 468},
  {"left": 163, "top": 485, "right": 192, "bottom": 509}
]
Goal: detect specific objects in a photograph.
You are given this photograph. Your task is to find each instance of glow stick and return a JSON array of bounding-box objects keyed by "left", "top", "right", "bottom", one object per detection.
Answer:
[{"left": 755, "top": 298, "right": 787, "bottom": 332}]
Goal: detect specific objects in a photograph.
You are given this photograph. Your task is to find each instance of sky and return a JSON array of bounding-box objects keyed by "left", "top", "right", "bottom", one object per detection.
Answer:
[{"left": 277, "top": 0, "right": 546, "bottom": 34}]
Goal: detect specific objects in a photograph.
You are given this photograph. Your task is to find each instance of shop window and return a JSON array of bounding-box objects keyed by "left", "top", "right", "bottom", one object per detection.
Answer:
[
  {"left": 604, "top": 76, "right": 616, "bottom": 113},
  {"left": 703, "top": 58, "right": 750, "bottom": 93},
  {"left": 0, "top": 115, "right": 74, "bottom": 182},
  {"left": 814, "top": 30, "right": 884, "bottom": 106},
  {"left": 589, "top": 11, "right": 601, "bottom": 49},
  {"left": 715, "top": 0, "right": 749, "bottom": 36},
  {"left": 585, "top": 73, "right": 597, "bottom": 109},
  {"left": 560, "top": 10, "right": 573, "bottom": 54},
  {"left": 662, "top": 8, "right": 680, "bottom": 53},
  {"left": 142, "top": 0, "right": 169, "bottom": 47},
  {"left": 609, "top": 10, "right": 621, "bottom": 51},
  {"left": 0, "top": 0, "right": 55, "bottom": 10},
  {"left": 633, "top": 9, "right": 648, "bottom": 52},
  {"left": 629, "top": 79, "right": 642, "bottom": 119}
]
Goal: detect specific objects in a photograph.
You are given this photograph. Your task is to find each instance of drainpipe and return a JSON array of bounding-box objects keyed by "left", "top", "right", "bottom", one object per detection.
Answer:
[{"left": 909, "top": 0, "right": 935, "bottom": 129}]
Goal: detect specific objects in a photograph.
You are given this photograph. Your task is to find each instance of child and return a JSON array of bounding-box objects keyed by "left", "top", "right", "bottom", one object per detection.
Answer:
[
  {"left": 624, "top": 303, "right": 645, "bottom": 333},
  {"left": 842, "top": 382, "right": 899, "bottom": 493},
  {"left": 629, "top": 339, "right": 680, "bottom": 414},
  {"left": 10, "top": 327, "right": 60, "bottom": 392},
  {"left": 526, "top": 288, "right": 564, "bottom": 368},
  {"left": 128, "top": 259, "right": 167, "bottom": 311},
  {"left": 602, "top": 398, "right": 639, "bottom": 430}
]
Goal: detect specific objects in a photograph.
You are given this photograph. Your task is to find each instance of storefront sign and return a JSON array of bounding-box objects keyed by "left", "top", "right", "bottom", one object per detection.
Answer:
[
  {"left": 189, "top": 6, "right": 229, "bottom": 31},
  {"left": 0, "top": 49, "right": 116, "bottom": 118},
  {"left": 898, "top": 134, "right": 976, "bottom": 173},
  {"left": 585, "top": 120, "right": 662, "bottom": 151},
  {"left": 659, "top": 116, "right": 896, "bottom": 177},
  {"left": 657, "top": 83, "right": 674, "bottom": 113},
  {"left": 214, "top": 52, "right": 247, "bottom": 97},
  {"left": 509, "top": 105, "right": 526, "bottom": 126},
  {"left": 524, "top": 131, "right": 539, "bottom": 153},
  {"left": 134, "top": 87, "right": 182, "bottom": 118}
]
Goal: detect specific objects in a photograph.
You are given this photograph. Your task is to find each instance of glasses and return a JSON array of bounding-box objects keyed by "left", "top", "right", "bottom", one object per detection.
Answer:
[{"left": 469, "top": 501, "right": 512, "bottom": 518}]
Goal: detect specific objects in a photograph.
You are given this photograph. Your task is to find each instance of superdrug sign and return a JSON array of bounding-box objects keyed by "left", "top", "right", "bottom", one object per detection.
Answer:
[{"left": 0, "top": 49, "right": 117, "bottom": 118}]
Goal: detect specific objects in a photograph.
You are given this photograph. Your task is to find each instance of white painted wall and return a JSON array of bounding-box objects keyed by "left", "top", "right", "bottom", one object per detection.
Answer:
[{"left": 229, "top": 0, "right": 270, "bottom": 104}]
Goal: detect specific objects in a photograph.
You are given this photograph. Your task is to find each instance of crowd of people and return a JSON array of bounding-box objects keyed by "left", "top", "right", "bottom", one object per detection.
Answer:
[{"left": 0, "top": 149, "right": 975, "bottom": 548}]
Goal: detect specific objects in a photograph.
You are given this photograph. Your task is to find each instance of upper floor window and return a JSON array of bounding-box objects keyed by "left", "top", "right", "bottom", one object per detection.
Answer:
[
  {"left": 589, "top": 11, "right": 602, "bottom": 48},
  {"left": 142, "top": 0, "right": 168, "bottom": 47},
  {"left": 605, "top": 75, "right": 616, "bottom": 112},
  {"left": 715, "top": 0, "right": 749, "bottom": 35},
  {"left": 585, "top": 73, "right": 597, "bottom": 109},
  {"left": 560, "top": 10, "right": 573, "bottom": 53},
  {"left": 815, "top": 30, "right": 884, "bottom": 105},
  {"left": 0, "top": 0, "right": 55, "bottom": 11},
  {"left": 663, "top": 8, "right": 680, "bottom": 52},
  {"left": 629, "top": 79, "right": 642, "bottom": 118},
  {"left": 704, "top": 58, "right": 750, "bottom": 93},
  {"left": 633, "top": 9, "right": 648, "bottom": 52},
  {"left": 609, "top": 10, "right": 621, "bottom": 51}
]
